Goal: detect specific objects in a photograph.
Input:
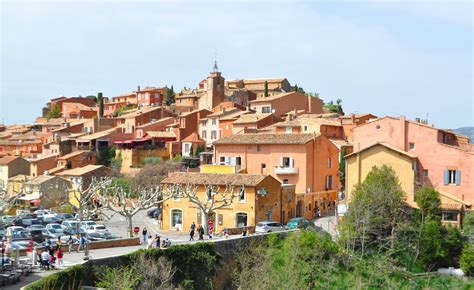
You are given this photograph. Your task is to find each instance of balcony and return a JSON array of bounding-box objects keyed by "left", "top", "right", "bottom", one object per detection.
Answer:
[{"left": 274, "top": 166, "right": 298, "bottom": 175}]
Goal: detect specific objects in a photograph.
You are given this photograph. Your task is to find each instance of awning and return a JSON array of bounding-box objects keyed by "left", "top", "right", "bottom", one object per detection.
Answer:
[{"left": 19, "top": 193, "right": 41, "bottom": 201}]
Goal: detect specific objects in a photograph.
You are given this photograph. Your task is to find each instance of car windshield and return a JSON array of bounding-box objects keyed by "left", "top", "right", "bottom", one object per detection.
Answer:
[
  {"left": 256, "top": 223, "right": 265, "bottom": 227},
  {"left": 288, "top": 219, "right": 300, "bottom": 223},
  {"left": 95, "top": 226, "right": 106, "bottom": 230}
]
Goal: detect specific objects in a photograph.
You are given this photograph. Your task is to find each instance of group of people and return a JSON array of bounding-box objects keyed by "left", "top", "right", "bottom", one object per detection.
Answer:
[
  {"left": 141, "top": 228, "right": 171, "bottom": 249},
  {"left": 189, "top": 222, "right": 210, "bottom": 241},
  {"left": 37, "top": 240, "right": 64, "bottom": 270}
]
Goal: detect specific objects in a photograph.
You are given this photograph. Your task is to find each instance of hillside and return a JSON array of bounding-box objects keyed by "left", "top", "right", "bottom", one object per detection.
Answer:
[{"left": 453, "top": 127, "right": 474, "bottom": 143}]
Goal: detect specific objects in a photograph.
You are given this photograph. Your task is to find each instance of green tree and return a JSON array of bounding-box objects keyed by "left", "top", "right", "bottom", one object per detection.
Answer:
[
  {"left": 341, "top": 165, "right": 406, "bottom": 256},
  {"left": 415, "top": 187, "right": 441, "bottom": 221},
  {"left": 195, "top": 144, "right": 205, "bottom": 156},
  {"left": 86, "top": 95, "right": 98, "bottom": 103},
  {"left": 98, "top": 92, "right": 104, "bottom": 117},
  {"left": 324, "top": 99, "right": 343, "bottom": 114},
  {"left": 165, "top": 85, "right": 176, "bottom": 105},
  {"left": 441, "top": 225, "right": 463, "bottom": 267},
  {"left": 460, "top": 243, "right": 474, "bottom": 276},
  {"left": 47, "top": 104, "right": 62, "bottom": 119},
  {"left": 339, "top": 147, "right": 347, "bottom": 188},
  {"left": 463, "top": 211, "right": 474, "bottom": 235},
  {"left": 264, "top": 81, "right": 269, "bottom": 97}
]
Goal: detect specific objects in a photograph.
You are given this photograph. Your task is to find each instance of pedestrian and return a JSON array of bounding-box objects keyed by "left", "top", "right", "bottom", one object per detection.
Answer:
[
  {"left": 155, "top": 235, "right": 161, "bottom": 248},
  {"left": 242, "top": 227, "right": 247, "bottom": 237},
  {"left": 41, "top": 250, "right": 50, "bottom": 270},
  {"left": 208, "top": 223, "right": 213, "bottom": 239},
  {"left": 198, "top": 225, "right": 204, "bottom": 240},
  {"left": 165, "top": 238, "right": 171, "bottom": 248},
  {"left": 67, "top": 236, "right": 73, "bottom": 253},
  {"left": 146, "top": 235, "right": 154, "bottom": 249},
  {"left": 316, "top": 208, "right": 320, "bottom": 217},
  {"left": 189, "top": 222, "right": 195, "bottom": 241},
  {"left": 57, "top": 237, "right": 62, "bottom": 251},
  {"left": 142, "top": 227, "right": 148, "bottom": 244},
  {"left": 57, "top": 248, "right": 64, "bottom": 266},
  {"left": 224, "top": 229, "right": 229, "bottom": 239},
  {"left": 77, "top": 234, "right": 86, "bottom": 252}
]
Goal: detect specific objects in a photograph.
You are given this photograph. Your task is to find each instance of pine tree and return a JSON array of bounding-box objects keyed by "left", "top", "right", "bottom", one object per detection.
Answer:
[
  {"left": 264, "top": 81, "right": 269, "bottom": 97},
  {"left": 98, "top": 92, "right": 104, "bottom": 117},
  {"left": 165, "top": 85, "right": 176, "bottom": 105}
]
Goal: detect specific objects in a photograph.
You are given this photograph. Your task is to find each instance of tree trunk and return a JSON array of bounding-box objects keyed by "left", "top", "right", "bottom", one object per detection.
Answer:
[
  {"left": 127, "top": 215, "right": 134, "bottom": 238},
  {"left": 202, "top": 212, "right": 209, "bottom": 235}
]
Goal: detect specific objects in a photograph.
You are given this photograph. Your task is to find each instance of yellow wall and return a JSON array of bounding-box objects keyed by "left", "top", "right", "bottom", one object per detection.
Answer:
[
  {"left": 68, "top": 190, "right": 80, "bottom": 208},
  {"left": 200, "top": 165, "right": 236, "bottom": 174},
  {"left": 7, "top": 180, "right": 25, "bottom": 196},
  {"left": 118, "top": 148, "right": 169, "bottom": 175},
  {"left": 346, "top": 145, "right": 415, "bottom": 201},
  {"left": 162, "top": 178, "right": 283, "bottom": 233}
]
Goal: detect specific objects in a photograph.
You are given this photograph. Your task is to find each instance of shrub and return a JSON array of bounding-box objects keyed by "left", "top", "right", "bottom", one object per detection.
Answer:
[{"left": 460, "top": 243, "right": 474, "bottom": 276}]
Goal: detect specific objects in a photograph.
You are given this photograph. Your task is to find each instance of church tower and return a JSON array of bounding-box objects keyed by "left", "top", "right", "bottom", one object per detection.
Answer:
[{"left": 202, "top": 61, "right": 225, "bottom": 110}]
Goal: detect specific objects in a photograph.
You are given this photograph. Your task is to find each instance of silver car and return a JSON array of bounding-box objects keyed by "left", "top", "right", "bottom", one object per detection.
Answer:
[{"left": 255, "top": 221, "right": 287, "bottom": 233}]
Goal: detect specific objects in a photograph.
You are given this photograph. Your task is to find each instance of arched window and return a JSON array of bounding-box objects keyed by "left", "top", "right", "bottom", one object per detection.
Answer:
[
  {"left": 236, "top": 212, "right": 248, "bottom": 227},
  {"left": 171, "top": 209, "right": 183, "bottom": 228}
]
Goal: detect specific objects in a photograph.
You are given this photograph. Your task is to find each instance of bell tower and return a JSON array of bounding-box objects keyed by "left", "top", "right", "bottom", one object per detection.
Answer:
[{"left": 204, "top": 60, "right": 225, "bottom": 109}]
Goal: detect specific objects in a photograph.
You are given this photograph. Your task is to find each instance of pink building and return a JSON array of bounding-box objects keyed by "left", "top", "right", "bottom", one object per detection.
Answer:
[
  {"left": 214, "top": 132, "right": 340, "bottom": 219},
  {"left": 248, "top": 92, "right": 323, "bottom": 117},
  {"left": 352, "top": 116, "right": 474, "bottom": 204}
]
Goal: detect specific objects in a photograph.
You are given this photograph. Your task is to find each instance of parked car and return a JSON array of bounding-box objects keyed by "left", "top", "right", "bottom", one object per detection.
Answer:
[
  {"left": 28, "top": 224, "right": 45, "bottom": 230},
  {"left": 42, "top": 228, "right": 62, "bottom": 239},
  {"left": 86, "top": 232, "right": 105, "bottom": 241},
  {"left": 255, "top": 221, "right": 287, "bottom": 233},
  {"left": 11, "top": 240, "right": 38, "bottom": 250},
  {"left": 102, "top": 232, "right": 121, "bottom": 240},
  {"left": 62, "top": 220, "right": 79, "bottom": 230},
  {"left": 147, "top": 208, "right": 162, "bottom": 218},
  {"left": 17, "top": 212, "right": 37, "bottom": 219},
  {"left": 13, "top": 218, "right": 42, "bottom": 227},
  {"left": 46, "top": 223, "right": 65, "bottom": 231},
  {"left": 0, "top": 215, "right": 16, "bottom": 224},
  {"left": 28, "top": 229, "right": 45, "bottom": 243},
  {"left": 8, "top": 226, "right": 31, "bottom": 240},
  {"left": 34, "top": 209, "right": 56, "bottom": 217},
  {"left": 286, "top": 218, "right": 310, "bottom": 229},
  {"left": 41, "top": 215, "right": 62, "bottom": 224},
  {"left": 85, "top": 224, "right": 108, "bottom": 235},
  {"left": 80, "top": 221, "right": 97, "bottom": 231},
  {"left": 56, "top": 213, "right": 76, "bottom": 221}
]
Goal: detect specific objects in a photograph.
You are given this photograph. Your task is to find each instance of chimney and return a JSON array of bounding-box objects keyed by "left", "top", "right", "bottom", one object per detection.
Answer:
[
  {"left": 415, "top": 117, "right": 420, "bottom": 123},
  {"left": 137, "top": 85, "right": 140, "bottom": 92},
  {"left": 307, "top": 95, "right": 312, "bottom": 113}
]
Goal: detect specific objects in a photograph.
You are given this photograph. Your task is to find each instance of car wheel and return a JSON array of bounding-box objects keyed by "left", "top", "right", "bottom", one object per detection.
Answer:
[{"left": 267, "top": 230, "right": 272, "bottom": 233}]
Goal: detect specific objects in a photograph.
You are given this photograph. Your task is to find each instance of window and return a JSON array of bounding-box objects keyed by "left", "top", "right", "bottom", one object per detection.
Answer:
[
  {"left": 211, "top": 131, "right": 217, "bottom": 139},
  {"left": 261, "top": 163, "right": 266, "bottom": 174},
  {"left": 220, "top": 156, "right": 226, "bottom": 165},
  {"left": 442, "top": 211, "right": 458, "bottom": 222},
  {"left": 308, "top": 203, "right": 312, "bottom": 211},
  {"left": 236, "top": 157, "right": 242, "bottom": 167},
  {"left": 201, "top": 131, "right": 207, "bottom": 138},
  {"left": 212, "top": 118, "right": 217, "bottom": 125},
  {"left": 257, "top": 145, "right": 261, "bottom": 152},
  {"left": 280, "top": 157, "right": 293, "bottom": 167},
  {"left": 171, "top": 209, "right": 183, "bottom": 227},
  {"left": 238, "top": 187, "right": 245, "bottom": 202},
  {"left": 409, "top": 142, "right": 415, "bottom": 150},
  {"left": 218, "top": 214, "right": 223, "bottom": 225},
  {"left": 287, "top": 191, "right": 292, "bottom": 202},
  {"left": 283, "top": 179, "right": 289, "bottom": 184},
  {"left": 376, "top": 125, "right": 381, "bottom": 129},
  {"left": 423, "top": 170, "right": 429, "bottom": 177},
  {"left": 325, "top": 175, "right": 334, "bottom": 190},
  {"left": 444, "top": 170, "right": 461, "bottom": 185},
  {"left": 184, "top": 144, "right": 190, "bottom": 153},
  {"left": 327, "top": 157, "right": 332, "bottom": 168},
  {"left": 236, "top": 213, "right": 248, "bottom": 227},
  {"left": 262, "top": 107, "right": 271, "bottom": 113},
  {"left": 225, "top": 125, "right": 229, "bottom": 130},
  {"left": 285, "top": 127, "right": 292, "bottom": 133},
  {"left": 265, "top": 211, "right": 272, "bottom": 221},
  {"left": 303, "top": 125, "right": 308, "bottom": 132}
]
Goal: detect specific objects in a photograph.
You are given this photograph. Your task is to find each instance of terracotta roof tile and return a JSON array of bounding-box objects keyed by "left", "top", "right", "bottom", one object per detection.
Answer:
[
  {"left": 214, "top": 133, "right": 317, "bottom": 145},
  {"left": 162, "top": 172, "right": 272, "bottom": 187},
  {"left": 0, "top": 156, "right": 19, "bottom": 165}
]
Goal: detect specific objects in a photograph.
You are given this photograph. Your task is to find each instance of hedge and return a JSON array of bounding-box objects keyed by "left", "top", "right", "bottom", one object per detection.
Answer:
[{"left": 25, "top": 243, "right": 220, "bottom": 290}]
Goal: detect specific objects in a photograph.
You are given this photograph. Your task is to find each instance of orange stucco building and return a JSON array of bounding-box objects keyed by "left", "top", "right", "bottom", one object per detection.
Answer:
[{"left": 214, "top": 132, "right": 340, "bottom": 219}]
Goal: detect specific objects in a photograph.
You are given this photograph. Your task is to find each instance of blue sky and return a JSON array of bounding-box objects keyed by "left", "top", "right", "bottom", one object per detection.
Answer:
[{"left": 1, "top": 0, "right": 472, "bottom": 128}]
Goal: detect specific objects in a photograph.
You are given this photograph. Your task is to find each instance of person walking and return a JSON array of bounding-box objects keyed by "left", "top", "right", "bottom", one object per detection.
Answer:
[
  {"left": 77, "top": 234, "right": 86, "bottom": 252},
  {"left": 56, "top": 237, "right": 62, "bottom": 251},
  {"left": 67, "top": 236, "right": 73, "bottom": 253},
  {"left": 197, "top": 225, "right": 204, "bottom": 240},
  {"left": 189, "top": 222, "right": 195, "bottom": 241},
  {"left": 57, "top": 248, "right": 64, "bottom": 266},
  {"left": 146, "top": 235, "right": 154, "bottom": 249},
  {"left": 242, "top": 227, "right": 247, "bottom": 237},
  {"left": 207, "top": 223, "right": 213, "bottom": 239},
  {"left": 155, "top": 235, "right": 161, "bottom": 248},
  {"left": 142, "top": 227, "right": 148, "bottom": 244}
]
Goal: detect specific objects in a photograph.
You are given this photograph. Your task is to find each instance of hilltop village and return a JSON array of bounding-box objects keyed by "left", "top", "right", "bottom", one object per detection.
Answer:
[{"left": 0, "top": 64, "right": 472, "bottom": 232}]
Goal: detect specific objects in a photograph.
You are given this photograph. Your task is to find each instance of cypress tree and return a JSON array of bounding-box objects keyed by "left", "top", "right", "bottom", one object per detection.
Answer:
[
  {"left": 264, "top": 81, "right": 269, "bottom": 97},
  {"left": 98, "top": 92, "right": 104, "bottom": 117}
]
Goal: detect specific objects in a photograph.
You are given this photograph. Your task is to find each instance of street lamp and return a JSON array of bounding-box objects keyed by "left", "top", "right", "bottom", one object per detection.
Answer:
[{"left": 1, "top": 237, "right": 5, "bottom": 267}]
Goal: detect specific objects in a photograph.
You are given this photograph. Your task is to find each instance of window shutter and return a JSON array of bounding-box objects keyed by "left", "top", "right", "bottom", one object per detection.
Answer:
[
  {"left": 331, "top": 176, "right": 334, "bottom": 190},
  {"left": 279, "top": 157, "right": 283, "bottom": 167},
  {"left": 290, "top": 158, "right": 295, "bottom": 168},
  {"left": 225, "top": 156, "right": 229, "bottom": 165},
  {"left": 443, "top": 170, "right": 449, "bottom": 185},
  {"left": 231, "top": 157, "right": 236, "bottom": 166},
  {"left": 456, "top": 170, "right": 461, "bottom": 186}
]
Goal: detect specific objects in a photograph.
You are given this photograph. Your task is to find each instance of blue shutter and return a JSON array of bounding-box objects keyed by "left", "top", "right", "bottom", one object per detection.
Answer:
[
  {"left": 443, "top": 170, "right": 449, "bottom": 185},
  {"left": 455, "top": 170, "right": 461, "bottom": 186}
]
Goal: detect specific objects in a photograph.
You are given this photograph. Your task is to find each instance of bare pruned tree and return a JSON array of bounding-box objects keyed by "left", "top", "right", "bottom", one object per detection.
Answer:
[
  {"left": 96, "top": 183, "right": 171, "bottom": 237},
  {"left": 0, "top": 181, "right": 19, "bottom": 215},
  {"left": 134, "top": 254, "right": 178, "bottom": 289},
  {"left": 171, "top": 183, "right": 240, "bottom": 234},
  {"left": 69, "top": 177, "right": 113, "bottom": 224}
]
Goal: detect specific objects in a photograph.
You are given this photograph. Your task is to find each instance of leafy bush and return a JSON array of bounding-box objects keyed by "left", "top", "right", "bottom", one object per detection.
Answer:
[
  {"left": 25, "top": 264, "right": 88, "bottom": 290},
  {"left": 95, "top": 265, "right": 140, "bottom": 289},
  {"left": 460, "top": 243, "right": 474, "bottom": 276}
]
